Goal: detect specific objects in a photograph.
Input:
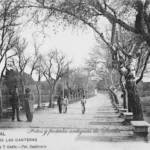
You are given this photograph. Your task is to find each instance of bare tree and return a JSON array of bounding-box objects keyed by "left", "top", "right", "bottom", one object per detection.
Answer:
[
  {"left": 43, "top": 49, "right": 72, "bottom": 107},
  {"left": 30, "top": 42, "right": 44, "bottom": 109},
  {"left": 34, "top": 59, "right": 44, "bottom": 109},
  {"left": 8, "top": 37, "right": 31, "bottom": 95},
  {"left": 0, "top": 0, "right": 27, "bottom": 76},
  {"left": 0, "top": 0, "right": 26, "bottom": 118},
  {"left": 66, "top": 68, "right": 96, "bottom": 100},
  {"left": 85, "top": 44, "right": 120, "bottom": 104},
  {"left": 25, "top": 0, "right": 150, "bottom": 120}
]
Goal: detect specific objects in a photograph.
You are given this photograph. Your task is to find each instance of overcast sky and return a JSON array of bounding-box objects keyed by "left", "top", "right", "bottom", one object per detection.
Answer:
[
  {"left": 21, "top": 24, "right": 96, "bottom": 68},
  {"left": 15, "top": 19, "right": 98, "bottom": 80},
  {"left": 0, "top": 15, "right": 110, "bottom": 81},
  {"left": 1, "top": 14, "right": 150, "bottom": 82}
]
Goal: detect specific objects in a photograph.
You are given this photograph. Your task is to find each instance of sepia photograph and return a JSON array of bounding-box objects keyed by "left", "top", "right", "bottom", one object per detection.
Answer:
[{"left": 0, "top": 0, "right": 150, "bottom": 150}]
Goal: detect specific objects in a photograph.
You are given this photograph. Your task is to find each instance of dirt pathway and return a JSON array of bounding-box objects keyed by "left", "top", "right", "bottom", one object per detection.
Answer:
[
  {"left": 0, "top": 92, "right": 134, "bottom": 141},
  {"left": 0, "top": 91, "right": 150, "bottom": 150}
]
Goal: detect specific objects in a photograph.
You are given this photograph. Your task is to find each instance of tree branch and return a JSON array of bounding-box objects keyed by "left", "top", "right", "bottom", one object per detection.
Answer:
[{"left": 136, "top": 51, "right": 150, "bottom": 84}]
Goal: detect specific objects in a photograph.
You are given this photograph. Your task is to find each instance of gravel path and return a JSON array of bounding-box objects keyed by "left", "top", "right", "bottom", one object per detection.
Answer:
[
  {"left": 0, "top": 91, "right": 119, "bottom": 128},
  {"left": 1, "top": 91, "right": 150, "bottom": 150},
  {"left": 0, "top": 92, "right": 132, "bottom": 136}
]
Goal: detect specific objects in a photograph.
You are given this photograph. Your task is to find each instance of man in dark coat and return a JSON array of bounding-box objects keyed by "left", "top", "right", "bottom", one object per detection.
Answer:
[
  {"left": 57, "top": 95, "right": 63, "bottom": 113},
  {"left": 10, "top": 86, "right": 21, "bottom": 122}
]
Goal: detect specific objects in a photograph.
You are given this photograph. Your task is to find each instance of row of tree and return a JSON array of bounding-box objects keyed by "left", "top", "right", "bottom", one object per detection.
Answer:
[
  {"left": 1, "top": 0, "right": 150, "bottom": 121},
  {"left": 2, "top": 66, "right": 96, "bottom": 108},
  {"left": 0, "top": 1, "right": 96, "bottom": 119},
  {"left": 25, "top": 0, "right": 150, "bottom": 121},
  {"left": 0, "top": 42, "right": 96, "bottom": 108}
]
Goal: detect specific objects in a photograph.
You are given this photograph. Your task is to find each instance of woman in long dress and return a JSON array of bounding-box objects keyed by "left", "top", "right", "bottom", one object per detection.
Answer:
[
  {"left": 62, "top": 96, "right": 69, "bottom": 113},
  {"left": 24, "top": 88, "right": 34, "bottom": 122}
]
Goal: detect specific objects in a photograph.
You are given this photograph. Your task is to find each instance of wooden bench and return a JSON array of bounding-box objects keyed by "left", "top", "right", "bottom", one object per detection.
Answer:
[
  {"left": 2, "top": 109, "right": 12, "bottom": 118},
  {"left": 131, "top": 121, "right": 150, "bottom": 140},
  {"left": 123, "top": 112, "right": 133, "bottom": 124},
  {"left": 34, "top": 103, "right": 50, "bottom": 110},
  {"left": 41, "top": 103, "right": 49, "bottom": 108},
  {"left": 7, "top": 106, "right": 22, "bottom": 111}
]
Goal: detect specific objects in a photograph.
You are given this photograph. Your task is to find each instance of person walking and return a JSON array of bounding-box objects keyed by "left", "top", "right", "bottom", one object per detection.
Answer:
[
  {"left": 24, "top": 88, "right": 34, "bottom": 122},
  {"left": 57, "top": 95, "right": 63, "bottom": 113},
  {"left": 9, "top": 86, "right": 22, "bottom": 122},
  {"left": 81, "top": 95, "right": 86, "bottom": 114},
  {"left": 63, "top": 96, "right": 69, "bottom": 113}
]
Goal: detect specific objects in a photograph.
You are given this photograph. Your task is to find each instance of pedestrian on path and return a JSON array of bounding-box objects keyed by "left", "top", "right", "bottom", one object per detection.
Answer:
[
  {"left": 24, "top": 88, "right": 35, "bottom": 122},
  {"left": 9, "top": 86, "right": 22, "bottom": 122},
  {"left": 81, "top": 95, "right": 86, "bottom": 114},
  {"left": 57, "top": 95, "right": 63, "bottom": 113},
  {"left": 62, "top": 96, "right": 69, "bottom": 113}
]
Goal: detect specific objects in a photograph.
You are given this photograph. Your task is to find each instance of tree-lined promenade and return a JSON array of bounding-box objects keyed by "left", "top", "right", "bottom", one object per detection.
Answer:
[
  {"left": 1, "top": 91, "right": 150, "bottom": 143},
  {"left": 26, "top": 0, "right": 150, "bottom": 121},
  {"left": 0, "top": 92, "right": 134, "bottom": 142},
  {"left": 27, "top": 0, "right": 150, "bottom": 121},
  {"left": 1, "top": 0, "right": 150, "bottom": 132}
]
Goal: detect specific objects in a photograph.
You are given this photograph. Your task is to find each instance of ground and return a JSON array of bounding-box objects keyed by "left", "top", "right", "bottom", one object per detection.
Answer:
[{"left": 0, "top": 91, "right": 150, "bottom": 150}]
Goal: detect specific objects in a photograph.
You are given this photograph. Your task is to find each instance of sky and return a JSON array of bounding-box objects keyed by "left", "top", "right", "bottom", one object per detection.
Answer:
[
  {"left": 0, "top": 14, "right": 110, "bottom": 81},
  {"left": 17, "top": 16, "right": 110, "bottom": 81},
  {"left": 1, "top": 14, "right": 150, "bottom": 82},
  {"left": 16, "top": 20, "right": 100, "bottom": 80},
  {"left": 21, "top": 25, "right": 96, "bottom": 68}
]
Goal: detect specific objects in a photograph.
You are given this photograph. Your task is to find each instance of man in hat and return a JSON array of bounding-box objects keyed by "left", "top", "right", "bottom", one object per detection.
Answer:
[
  {"left": 57, "top": 95, "right": 63, "bottom": 113},
  {"left": 62, "top": 96, "right": 69, "bottom": 113},
  {"left": 9, "top": 86, "right": 22, "bottom": 122}
]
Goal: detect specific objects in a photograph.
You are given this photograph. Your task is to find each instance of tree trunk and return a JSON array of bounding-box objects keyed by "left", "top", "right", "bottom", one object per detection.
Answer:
[
  {"left": 49, "top": 83, "right": 57, "bottom": 108},
  {"left": 77, "top": 91, "right": 79, "bottom": 99},
  {"left": 49, "top": 80, "right": 58, "bottom": 108},
  {"left": 123, "top": 52, "right": 144, "bottom": 120},
  {"left": 120, "top": 75, "right": 128, "bottom": 109},
  {"left": 20, "top": 84, "right": 24, "bottom": 108},
  {"left": 126, "top": 80, "right": 144, "bottom": 120},
  {"left": 75, "top": 91, "right": 77, "bottom": 99},
  {"left": 122, "top": 87, "right": 128, "bottom": 109},
  {"left": 20, "top": 74, "right": 24, "bottom": 94},
  {"left": 68, "top": 89, "right": 71, "bottom": 100},
  {"left": 109, "top": 88, "right": 119, "bottom": 104},
  {"left": 36, "top": 84, "right": 41, "bottom": 109},
  {"left": 49, "top": 92, "right": 53, "bottom": 108},
  {"left": 70, "top": 94, "right": 72, "bottom": 101},
  {"left": 20, "top": 74, "right": 25, "bottom": 108}
]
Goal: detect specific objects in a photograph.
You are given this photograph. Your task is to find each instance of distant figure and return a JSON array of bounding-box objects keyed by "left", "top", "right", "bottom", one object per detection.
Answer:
[
  {"left": 81, "top": 95, "right": 86, "bottom": 114},
  {"left": 63, "top": 96, "right": 69, "bottom": 113},
  {"left": 9, "top": 86, "right": 21, "bottom": 122},
  {"left": 57, "top": 95, "right": 63, "bottom": 113},
  {"left": 24, "top": 88, "right": 34, "bottom": 122}
]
